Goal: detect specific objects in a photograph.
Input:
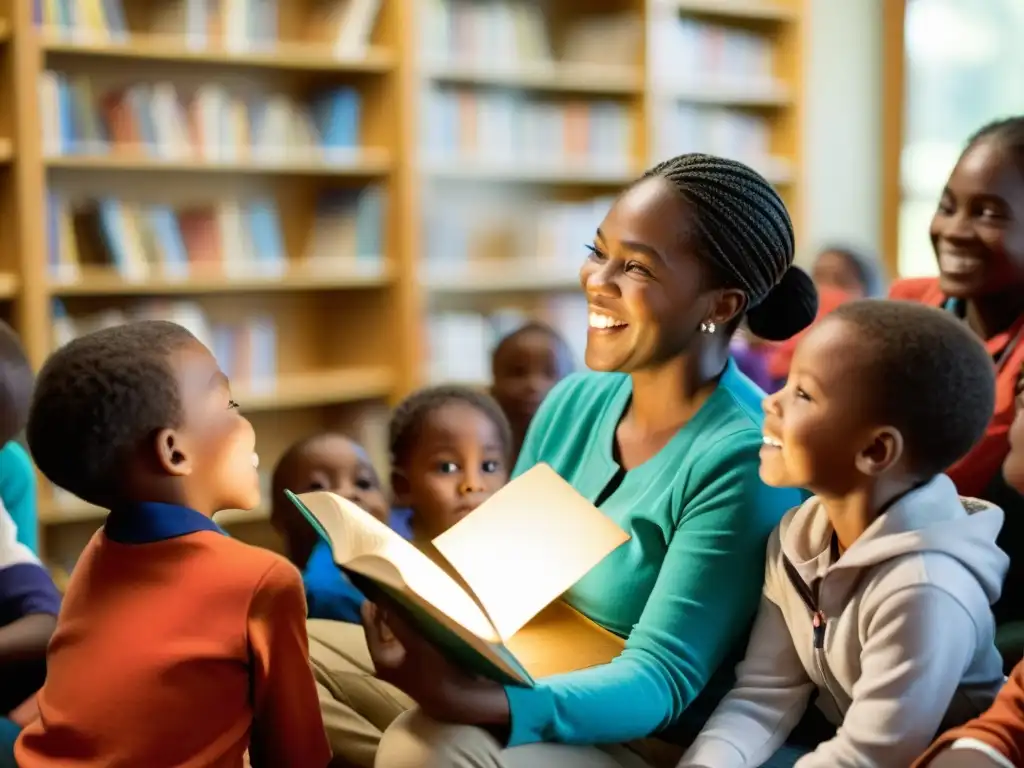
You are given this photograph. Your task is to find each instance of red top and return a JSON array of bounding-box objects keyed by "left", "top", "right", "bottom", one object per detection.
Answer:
[
  {"left": 914, "top": 659, "right": 1024, "bottom": 766},
  {"left": 16, "top": 511, "right": 330, "bottom": 768},
  {"left": 890, "top": 277, "right": 1024, "bottom": 497}
]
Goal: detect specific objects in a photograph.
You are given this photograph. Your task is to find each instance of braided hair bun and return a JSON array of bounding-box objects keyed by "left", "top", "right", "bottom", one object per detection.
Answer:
[{"left": 644, "top": 153, "right": 818, "bottom": 341}]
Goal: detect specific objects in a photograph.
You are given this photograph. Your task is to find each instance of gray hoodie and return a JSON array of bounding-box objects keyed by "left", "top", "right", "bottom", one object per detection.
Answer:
[{"left": 679, "top": 474, "right": 1008, "bottom": 768}]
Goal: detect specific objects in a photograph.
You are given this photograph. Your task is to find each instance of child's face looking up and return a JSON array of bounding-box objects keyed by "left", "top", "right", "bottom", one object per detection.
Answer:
[
  {"left": 759, "top": 316, "right": 901, "bottom": 497},
  {"left": 168, "top": 340, "right": 260, "bottom": 514},
  {"left": 279, "top": 435, "right": 390, "bottom": 523},
  {"left": 395, "top": 401, "right": 509, "bottom": 540},
  {"left": 492, "top": 330, "right": 572, "bottom": 427}
]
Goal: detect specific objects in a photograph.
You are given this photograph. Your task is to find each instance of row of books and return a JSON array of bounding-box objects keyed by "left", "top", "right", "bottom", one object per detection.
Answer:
[
  {"left": 654, "top": 105, "right": 772, "bottom": 172},
  {"left": 421, "top": 89, "right": 632, "bottom": 169},
  {"left": 426, "top": 297, "right": 587, "bottom": 384},
  {"left": 650, "top": 16, "right": 777, "bottom": 88},
  {"left": 51, "top": 299, "right": 278, "bottom": 390},
  {"left": 35, "top": 0, "right": 381, "bottom": 55},
  {"left": 421, "top": 0, "right": 640, "bottom": 69},
  {"left": 40, "top": 72, "right": 361, "bottom": 160},
  {"left": 47, "top": 189, "right": 385, "bottom": 282},
  {"left": 423, "top": 196, "right": 613, "bottom": 275}
]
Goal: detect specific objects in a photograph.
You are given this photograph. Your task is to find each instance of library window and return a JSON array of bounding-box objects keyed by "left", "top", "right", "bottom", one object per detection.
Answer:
[{"left": 898, "top": 0, "right": 1024, "bottom": 276}]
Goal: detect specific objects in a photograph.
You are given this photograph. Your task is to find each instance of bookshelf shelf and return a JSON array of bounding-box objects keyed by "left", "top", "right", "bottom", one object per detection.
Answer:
[
  {"left": 421, "top": 163, "right": 638, "bottom": 185},
  {"left": 44, "top": 152, "right": 393, "bottom": 178},
  {"left": 421, "top": 61, "right": 643, "bottom": 95},
  {"left": 660, "top": 80, "right": 792, "bottom": 107},
  {"left": 0, "top": 138, "right": 11, "bottom": 163},
  {"left": 49, "top": 266, "right": 394, "bottom": 297},
  {"left": 424, "top": 267, "right": 580, "bottom": 294},
  {"left": 668, "top": 0, "right": 799, "bottom": 22},
  {"left": 40, "top": 498, "right": 269, "bottom": 527},
  {"left": 236, "top": 366, "right": 394, "bottom": 412},
  {"left": 41, "top": 35, "right": 397, "bottom": 74}
]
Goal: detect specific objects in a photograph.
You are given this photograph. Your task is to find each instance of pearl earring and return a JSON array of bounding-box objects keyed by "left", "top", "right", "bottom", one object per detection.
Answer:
[{"left": 700, "top": 320, "right": 716, "bottom": 334}]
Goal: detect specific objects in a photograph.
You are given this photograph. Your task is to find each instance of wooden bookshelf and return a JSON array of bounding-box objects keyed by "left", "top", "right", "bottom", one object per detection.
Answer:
[{"left": 0, "top": 0, "right": 806, "bottom": 570}]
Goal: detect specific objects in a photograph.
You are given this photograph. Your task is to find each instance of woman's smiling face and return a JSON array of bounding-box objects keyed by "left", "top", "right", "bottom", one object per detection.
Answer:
[{"left": 579, "top": 177, "right": 724, "bottom": 373}]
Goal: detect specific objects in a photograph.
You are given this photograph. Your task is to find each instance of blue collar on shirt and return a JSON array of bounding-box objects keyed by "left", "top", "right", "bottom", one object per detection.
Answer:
[{"left": 104, "top": 501, "right": 227, "bottom": 544}]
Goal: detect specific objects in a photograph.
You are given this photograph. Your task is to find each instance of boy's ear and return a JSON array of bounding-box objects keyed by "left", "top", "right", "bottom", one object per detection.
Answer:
[
  {"left": 390, "top": 468, "right": 411, "bottom": 507},
  {"left": 154, "top": 428, "right": 192, "bottom": 477},
  {"left": 855, "top": 427, "right": 904, "bottom": 477}
]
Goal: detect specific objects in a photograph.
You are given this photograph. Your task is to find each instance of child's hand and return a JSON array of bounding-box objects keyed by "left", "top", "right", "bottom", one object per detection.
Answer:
[{"left": 361, "top": 599, "right": 507, "bottom": 726}]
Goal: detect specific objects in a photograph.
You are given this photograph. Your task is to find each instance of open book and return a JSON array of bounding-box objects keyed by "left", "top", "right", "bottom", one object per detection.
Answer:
[{"left": 287, "top": 463, "right": 630, "bottom": 687}]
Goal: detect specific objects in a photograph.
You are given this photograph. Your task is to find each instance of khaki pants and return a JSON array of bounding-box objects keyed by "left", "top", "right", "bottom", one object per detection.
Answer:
[
  {"left": 307, "top": 620, "right": 684, "bottom": 768},
  {"left": 307, "top": 619, "right": 415, "bottom": 768},
  {"left": 377, "top": 709, "right": 684, "bottom": 767}
]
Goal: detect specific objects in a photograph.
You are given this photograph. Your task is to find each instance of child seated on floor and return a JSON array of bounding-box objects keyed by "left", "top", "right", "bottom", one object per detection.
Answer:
[
  {"left": 914, "top": 386, "right": 1024, "bottom": 768},
  {"left": 490, "top": 323, "right": 573, "bottom": 467},
  {"left": 679, "top": 300, "right": 1008, "bottom": 768},
  {"left": 15, "top": 320, "right": 330, "bottom": 768},
  {"left": 305, "top": 384, "right": 512, "bottom": 767},
  {"left": 270, "top": 432, "right": 408, "bottom": 624}
]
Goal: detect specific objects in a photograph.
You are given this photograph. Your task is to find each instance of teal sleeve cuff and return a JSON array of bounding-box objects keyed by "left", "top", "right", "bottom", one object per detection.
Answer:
[{"left": 504, "top": 683, "right": 555, "bottom": 747}]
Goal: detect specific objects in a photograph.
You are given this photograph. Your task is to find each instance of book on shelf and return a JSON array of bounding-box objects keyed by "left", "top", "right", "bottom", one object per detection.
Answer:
[
  {"left": 47, "top": 196, "right": 287, "bottom": 282},
  {"left": 304, "top": 187, "right": 386, "bottom": 271},
  {"left": 421, "top": 0, "right": 640, "bottom": 71},
  {"left": 422, "top": 88, "right": 632, "bottom": 170},
  {"left": 656, "top": 104, "right": 771, "bottom": 169},
  {"left": 288, "top": 463, "right": 629, "bottom": 685},
  {"left": 424, "top": 195, "right": 611, "bottom": 277},
  {"left": 50, "top": 298, "right": 278, "bottom": 392},
  {"left": 39, "top": 70, "right": 362, "bottom": 161},
  {"left": 425, "top": 298, "right": 586, "bottom": 385},
  {"left": 652, "top": 16, "right": 774, "bottom": 86},
  {"left": 37, "top": 0, "right": 380, "bottom": 55}
]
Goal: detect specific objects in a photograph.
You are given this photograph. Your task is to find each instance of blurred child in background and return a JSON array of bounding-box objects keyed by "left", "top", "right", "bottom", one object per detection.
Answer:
[
  {"left": 490, "top": 323, "right": 573, "bottom": 465},
  {"left": 271, "top": 432, "right": 409, "bottom": 624}
]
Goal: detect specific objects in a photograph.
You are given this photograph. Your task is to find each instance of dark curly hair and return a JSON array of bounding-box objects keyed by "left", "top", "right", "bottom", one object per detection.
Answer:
[
  {"left": 965, "top": 116, "right": 1024, "bottom": 175},
  {"left": 831, "top": 300, "right": 995, "bottom": 477},
  {"left": 0, "top": 321, "right": 34, "bottom": 446},
  {"left": 389, "top": 385, "right": 512, "bottom": 469},
  {"left": 27, "top": 320, "right": 198, "bottom": 507}
]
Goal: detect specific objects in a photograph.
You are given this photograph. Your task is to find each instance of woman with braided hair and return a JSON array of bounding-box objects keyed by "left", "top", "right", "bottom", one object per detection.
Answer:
[{"left": 314, "top": 154, "right": 818, "bottom": 767}]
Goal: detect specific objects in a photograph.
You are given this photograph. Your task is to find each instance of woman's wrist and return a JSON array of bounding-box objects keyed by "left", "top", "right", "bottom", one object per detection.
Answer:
[{"left": 443, "top": 677, "right": 511, "bottom": 728}]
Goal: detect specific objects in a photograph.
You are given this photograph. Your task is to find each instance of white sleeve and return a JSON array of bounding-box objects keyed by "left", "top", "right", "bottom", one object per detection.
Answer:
[
  {"left": 949, "top": 739, "right": 1016, "bottom": 768},
  {"left": 0, "top": 499, "right": 38, "bottom": 569},
  {"left": 677, "top": 595, "right": 815, "bottom": 768},
  {"left": 795, "top": 586, "right": 976, "bottom": 768}
]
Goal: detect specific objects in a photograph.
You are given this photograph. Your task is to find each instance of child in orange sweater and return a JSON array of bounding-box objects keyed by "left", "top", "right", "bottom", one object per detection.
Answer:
[
  {"left": 915, "top": 383, "right": 1024, "bottom": 767},
  {"left": 15, "top": 320, "right": 330, "bottom": 768}
]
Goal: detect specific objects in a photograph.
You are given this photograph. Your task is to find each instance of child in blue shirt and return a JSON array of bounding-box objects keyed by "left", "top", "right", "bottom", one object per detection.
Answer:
[{"left": 271, "top": 432, "right": 400, "bottom": 624}]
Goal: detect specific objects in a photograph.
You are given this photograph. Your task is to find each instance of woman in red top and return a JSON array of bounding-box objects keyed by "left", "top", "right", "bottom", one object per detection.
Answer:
[{"left": 890, "top": 117, "right": 1024, "bottom": 665}]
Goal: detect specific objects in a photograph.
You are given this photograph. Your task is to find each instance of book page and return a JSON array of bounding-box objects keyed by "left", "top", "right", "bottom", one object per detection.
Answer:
[
  {"left": 505, "top": 600, "right": 626, "bottom": 679},
  {"left": 431, "top": 464, "right": 630, "bottom": 642},
  {"left": 289, "top": 491, "right": 498, "bottom": 642}
]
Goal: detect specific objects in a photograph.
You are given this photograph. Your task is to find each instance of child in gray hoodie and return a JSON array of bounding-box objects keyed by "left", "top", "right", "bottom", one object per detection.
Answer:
[{"left": 680, "top": 300, "right": 1008, "bottom": 768}]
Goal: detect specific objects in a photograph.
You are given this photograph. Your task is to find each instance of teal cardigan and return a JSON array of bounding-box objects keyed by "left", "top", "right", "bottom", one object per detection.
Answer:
[
  {"left": 0, "top": 442, "right": 37, "bottom": 555},
  {"left": 503, "top": 363, "right": 804, "bottom": 747}
]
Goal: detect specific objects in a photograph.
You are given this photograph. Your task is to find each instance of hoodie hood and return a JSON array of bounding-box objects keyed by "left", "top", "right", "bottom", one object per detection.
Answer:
[{"left": 782, "top": 474, "right": 1008, "bottom": 605}]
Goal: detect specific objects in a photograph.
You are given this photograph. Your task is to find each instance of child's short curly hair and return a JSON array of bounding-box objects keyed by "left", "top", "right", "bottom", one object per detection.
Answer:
[
  {"left": 27, "top": 320, "right": 198, "bottom": 507},
  {"left": 389, "top": 385, "right": 512, "bottom": 468}
]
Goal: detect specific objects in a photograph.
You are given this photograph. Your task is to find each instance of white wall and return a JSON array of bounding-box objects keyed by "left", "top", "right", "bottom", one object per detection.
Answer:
[{"left": 800, "top": 0, "right": 884, "bottom": 264}]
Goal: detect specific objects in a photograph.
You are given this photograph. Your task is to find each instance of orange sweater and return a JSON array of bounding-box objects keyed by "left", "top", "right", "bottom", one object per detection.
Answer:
[
  {"left": 15, "top": 502, "right": 331, "bottom": 768},
  {"left": 890, "top": 278, "right": 1024, "bottom": 498},
  {"left": 914, "top": 661, "right": 1024, "bottom": 766}
]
